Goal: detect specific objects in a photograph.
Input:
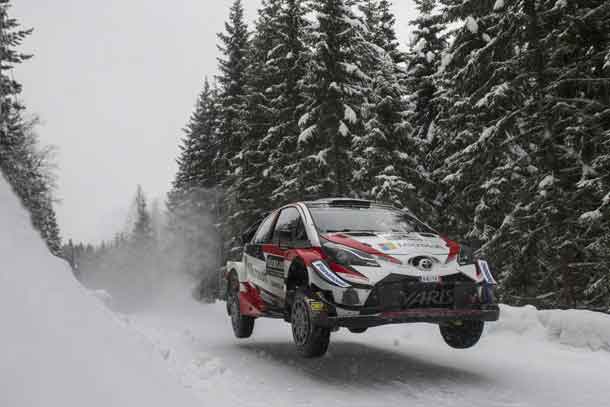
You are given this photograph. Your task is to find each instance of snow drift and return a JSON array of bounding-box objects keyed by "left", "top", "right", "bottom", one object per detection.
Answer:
[
  {"left": 488, "top": 304, "right": 610, "bottom": 352},
  {"left": 0, "top": 177, "right": 199, "bottom": 407}
]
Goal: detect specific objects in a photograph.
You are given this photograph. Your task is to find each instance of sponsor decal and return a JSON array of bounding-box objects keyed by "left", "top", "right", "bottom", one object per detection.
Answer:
[
  {"left": 308, "top": 301, "right": 326, "bottom": 312},
  {"left": 246, "top": 262, "right": 268, "bottom": 283},
  {"left": 378, "top": 242, "right": 398, "bottom": 251},
  {"left": 377, "top": 240, "right": 445, "bottom": 251},
  {"left": 312, "top": 261, "right": 351, "bottom": 288},
  {"left": 404, "top": 288, "right": 454, "bottom": 307},
  {"left": 477, "top": 260, "right": 497, "bottom": 285},
  {"left": 265, "top": 255, "right": 284, "bottom": 279}
]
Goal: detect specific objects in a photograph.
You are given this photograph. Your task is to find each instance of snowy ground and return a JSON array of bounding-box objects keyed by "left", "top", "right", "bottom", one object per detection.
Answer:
[{"left": 130, "top": 297, "right": 610, "bottom": 407}]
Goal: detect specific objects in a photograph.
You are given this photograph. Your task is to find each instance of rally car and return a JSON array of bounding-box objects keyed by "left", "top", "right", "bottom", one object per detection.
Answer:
[{"left": 225, "top": 198, "right": 499, "bottom": 357}]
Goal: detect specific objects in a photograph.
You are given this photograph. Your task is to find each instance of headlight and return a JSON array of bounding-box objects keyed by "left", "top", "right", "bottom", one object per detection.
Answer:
[
  {"left": 311, "top": 261, "right": 351, "bottom": 288},
  {"left": 322, "top": 241, "right": 380, "bottom": 268}
]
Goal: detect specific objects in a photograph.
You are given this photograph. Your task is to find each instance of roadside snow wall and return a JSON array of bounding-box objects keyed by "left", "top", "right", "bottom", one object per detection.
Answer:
[
  {"left": 0, "top": 176, "right": 200, "bottom": 407},
  {"left": 488, "top": 304, "right": 610, "bottom": 352}
]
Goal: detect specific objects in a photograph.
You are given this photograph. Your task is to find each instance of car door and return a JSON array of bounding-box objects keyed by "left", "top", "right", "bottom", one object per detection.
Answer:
[
  {"left": 265, "top": 207, "right": 310, "bottom": 299},
  {"left": 244, "top": 213, "right": 276, "bottom": 294}
]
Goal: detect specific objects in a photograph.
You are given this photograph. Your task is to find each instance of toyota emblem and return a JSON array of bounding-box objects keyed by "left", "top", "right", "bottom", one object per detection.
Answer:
[{"left": 418, "top": 258, "right": 434, "bottom": 271}]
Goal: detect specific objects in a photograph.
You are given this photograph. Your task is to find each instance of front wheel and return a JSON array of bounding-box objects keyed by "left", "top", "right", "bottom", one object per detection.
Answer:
[
  {"left": 228, "top": 274, "right": 255, "bottom": 338},
  {"left": 291, "top": 290, "right": 330, "bottom": 358},
  {"left": 439, "top": 320, "right": 484, "bottom": 349}
]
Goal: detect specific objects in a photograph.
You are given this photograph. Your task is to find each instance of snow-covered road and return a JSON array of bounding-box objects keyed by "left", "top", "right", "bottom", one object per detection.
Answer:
[{"left": 131, "top": 298, "right": 610, "bottom": 407}]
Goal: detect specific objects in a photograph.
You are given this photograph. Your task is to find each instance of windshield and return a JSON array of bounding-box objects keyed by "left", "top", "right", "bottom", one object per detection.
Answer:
[{"left": 309, "top": 206, "right": 436, "bottom": 235}]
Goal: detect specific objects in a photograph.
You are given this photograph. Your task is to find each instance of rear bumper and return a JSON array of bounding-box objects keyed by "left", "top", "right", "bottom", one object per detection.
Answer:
[{"left": 315, "top": 305, "right": 500, "bottom": 329}]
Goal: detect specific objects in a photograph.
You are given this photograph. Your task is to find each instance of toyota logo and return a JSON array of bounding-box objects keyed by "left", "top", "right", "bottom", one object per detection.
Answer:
[{"left": 418, "top": 258, "right": 434, "bottom": 271}]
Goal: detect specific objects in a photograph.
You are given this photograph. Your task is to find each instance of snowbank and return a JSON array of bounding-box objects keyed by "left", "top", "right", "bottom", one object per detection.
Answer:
[
  {"left": 488, "top": 304, "right": 610, "bottom": 352},
  {"left": 0, "top": 177, "right": 200, "bottom": 407}
]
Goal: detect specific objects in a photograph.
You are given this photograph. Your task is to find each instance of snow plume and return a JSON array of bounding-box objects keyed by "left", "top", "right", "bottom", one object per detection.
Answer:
[
  {"left": 0, "top": 176, "right": 200, "bottom": 407},
  {"left": 79, "top": 188, "right": 222, "bottom": 313}
]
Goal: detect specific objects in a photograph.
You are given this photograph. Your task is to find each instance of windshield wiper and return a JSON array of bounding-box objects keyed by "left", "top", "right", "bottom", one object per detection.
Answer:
[{"left": 324, "top": 229, "right": 378, "bottom": 234}]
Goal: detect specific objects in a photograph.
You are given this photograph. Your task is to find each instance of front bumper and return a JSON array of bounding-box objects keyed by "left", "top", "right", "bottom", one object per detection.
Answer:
[
  {"left": 308, "top": 271, "right": 500, "bottom": 329},
  {"left": 314, "top": 305, "right": 500, "bottom": 329}
]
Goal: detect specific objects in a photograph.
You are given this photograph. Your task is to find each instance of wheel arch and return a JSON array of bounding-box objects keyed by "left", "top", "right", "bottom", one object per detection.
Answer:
[{"left": 286, "top": 257, "right": 310, "bottom": 292}]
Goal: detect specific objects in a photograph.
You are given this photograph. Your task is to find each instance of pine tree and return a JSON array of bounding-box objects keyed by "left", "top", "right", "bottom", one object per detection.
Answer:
[
  {"left": 405, "top": 0, "right": 447, "bottom": 142},
  {"left": 167, "top": 77, "right": 223, "bottom": 286},
  {"left": 215, "top": 0, "right": 251, "bottom": 253},
  {"left": 0, "top": 0, "right": 61, "bottom": 255},
  {"left": 215, "top": 0, "right": 249, "bottom": 181},
  {"left": 229, "top": 0, "right": 283, "bottom": 228},
  {"left": 353, "top": 0, "right": 433, "bottom": 216},
  {"left": 360, "top": 0, "right": 400, "bottom": 62},
  {"left": 296, "top": 0, "right": 370, "bottom": 197},
  {"left": 260, "top": 0, "right": 310, "bottom": 204},
  {"left": 491, "top": 0, "right": 610, "bottom": 307},
  {"left": 132, "top": 185, "right": 153, "bottom": 248},
  {"left": 430, "top": 0, "right": 610, "bottom": 308},
  {"left": 431, "top": 0, "right": 532, "bottom": 241},
  {"left": 170, "top": 78, "right": 221, "bottom": 201}
]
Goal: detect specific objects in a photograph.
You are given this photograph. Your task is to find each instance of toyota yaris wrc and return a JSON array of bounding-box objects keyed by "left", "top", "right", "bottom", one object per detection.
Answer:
[{"left": 225, "top": 198, "right": 499, "bottom": 357}]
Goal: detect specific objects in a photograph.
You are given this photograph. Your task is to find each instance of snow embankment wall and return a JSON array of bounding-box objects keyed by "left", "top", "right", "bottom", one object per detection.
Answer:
[
  {"left": 0, "top": 177, "right": 199, "bottom": 407},
  {"left": 489, "top": 304, "right": 610, "bottom": 352}
]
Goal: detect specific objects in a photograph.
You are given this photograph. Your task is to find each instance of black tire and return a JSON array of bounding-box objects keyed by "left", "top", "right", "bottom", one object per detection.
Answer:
[
  {"left": 348, "top": 327, "right": 368, "bottom": 334},
  {"left": 291, "top": 290, "right": 331, "bottom": 358},
  {"left": 227, "top": 274, "right": 255, "bottom": 339},
  {"left": 439, "top": 320, "right": 484, "bottom": 349}
]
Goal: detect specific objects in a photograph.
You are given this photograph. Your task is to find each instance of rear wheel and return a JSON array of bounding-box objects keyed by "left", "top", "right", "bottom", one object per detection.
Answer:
[
  {"left": 439, "top": 320, "right": 484, "bottom": 349},
  {"left": 291, "top": 290, "right": 330, "bottom": 358},
  {"left": 227, "top": 274, "right": 255, "bottom": 338},
  {"left": 348, "top": 327, "right": 368, "bottom": 334}
]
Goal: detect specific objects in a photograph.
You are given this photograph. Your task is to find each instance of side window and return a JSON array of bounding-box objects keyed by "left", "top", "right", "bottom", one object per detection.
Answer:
[
  {"left": 272, "top": 207, "right": 310, "bottom": 245},
  {"left": 252, "top": 214, "right": 276, "bottom": 244}
]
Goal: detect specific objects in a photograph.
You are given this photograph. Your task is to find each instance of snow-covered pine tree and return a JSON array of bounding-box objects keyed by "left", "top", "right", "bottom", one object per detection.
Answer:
[
  {"left": 405, "top": 0, "right": 447, "bottom": 142},
  {"left": 431, "top": 0, "right": 610, "bottom": 308},
  {"left": 492, "top": 0, "right": 610, "bottom": 307},
  {"left": 296, "top": 0, "right": 370, "bottom": 197},
  {"left": 228, "top": 0, "right": 283, "bottom": 230},
  {"left": 167, "top": 78, "right": 222, "bottom": 285},
  {"left": 169, "top": 78, "right": 221, "bottom": 202},
  {"left": 132, "top": 185, "right": 154, "bottom": 248},
  {"left": 0, "top": 0, "right": 61, "bottom": 255},
  {"left": 216, "top": 0, "right": 250, "bottom": 186},
  {"left": 215, "top": 0, "right": 251, "bottom": 254},
  {"left": 352, "top": 0, "right": 433, "bottom": 216},
  {"left": 430, "top": 0, "right": 535, "bottom": 245},
  {"left": 262, "top": 0, "right": 310, "bottom": 204}
]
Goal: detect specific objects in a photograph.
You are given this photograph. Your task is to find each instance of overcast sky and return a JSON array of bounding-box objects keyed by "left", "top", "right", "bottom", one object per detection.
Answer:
[{"left": 12, "top": 0, "right": 416, "bottom": 244}]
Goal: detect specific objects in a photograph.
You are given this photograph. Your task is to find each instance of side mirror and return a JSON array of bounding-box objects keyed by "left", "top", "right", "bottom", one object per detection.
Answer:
[{"left": 277, "top": 229, "right": 293, "bottom": 249}]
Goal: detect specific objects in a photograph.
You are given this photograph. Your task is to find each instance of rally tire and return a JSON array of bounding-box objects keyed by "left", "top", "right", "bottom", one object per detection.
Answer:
[
  {"left": 439, "top": 320, "right": 484, "bottom": 349},
  {"left": 228, "top": 274, "right": 255, "bottom": 339},
  {"left": 348, "top": 327, "right": 368, "bottom": 334},
  {"left": 291, "top": 290, "right": 330, "bottom": 358}
]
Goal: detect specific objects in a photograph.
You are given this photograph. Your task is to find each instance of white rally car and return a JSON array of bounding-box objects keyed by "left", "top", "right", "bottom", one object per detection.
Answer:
[{"left": 225, "top": 198, "right": 499, "bottom": 357}]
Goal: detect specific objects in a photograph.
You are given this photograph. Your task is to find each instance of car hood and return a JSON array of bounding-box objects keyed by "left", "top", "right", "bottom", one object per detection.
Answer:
[
  {"left": 320, "top": 232, "right": 480, "bottom": 287},
  {"left": 322, "top": 231, "right": 450, "bottom": 258}
]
